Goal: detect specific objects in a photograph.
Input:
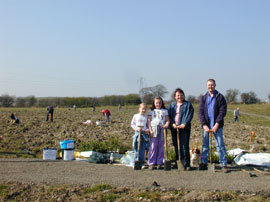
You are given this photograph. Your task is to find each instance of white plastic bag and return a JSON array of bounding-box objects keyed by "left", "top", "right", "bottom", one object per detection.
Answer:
[
  {"left": 120, "top": 151, "right": 135, "bottom": 167},
  {"left": 233, "top": 152, "right": 270, "bottom": 167}
]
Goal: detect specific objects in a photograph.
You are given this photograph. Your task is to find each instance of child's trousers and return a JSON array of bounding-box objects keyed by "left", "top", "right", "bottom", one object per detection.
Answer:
[
  {"left": 133, "top": 131, "right": 147, "bottom": 165},
  {"left": 148, "top": 127, "right": 164, "bottom": 165}
]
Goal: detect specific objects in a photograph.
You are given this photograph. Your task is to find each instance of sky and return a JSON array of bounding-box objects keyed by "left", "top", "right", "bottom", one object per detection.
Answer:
[{"left": 1, "top": 0, "right": 270, "bottom": 100}]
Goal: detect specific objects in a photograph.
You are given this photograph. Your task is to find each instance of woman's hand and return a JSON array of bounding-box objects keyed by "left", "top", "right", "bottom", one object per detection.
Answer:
[
  {"left": 172, "top": 124, "right": 178, "bottom": 129},
  {"left": 179, "top": 124, "right": 185, "bottom": 129}
]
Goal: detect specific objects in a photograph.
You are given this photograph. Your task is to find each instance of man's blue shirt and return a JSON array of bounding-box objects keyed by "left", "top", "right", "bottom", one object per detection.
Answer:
[{"left": 207, "top": 91, "right": 217, "bottom": 128}]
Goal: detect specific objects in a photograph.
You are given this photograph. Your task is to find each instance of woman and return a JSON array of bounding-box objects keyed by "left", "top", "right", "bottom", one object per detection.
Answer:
[{"left": 168, "top": 88, "right": 194, "bottom": 170}]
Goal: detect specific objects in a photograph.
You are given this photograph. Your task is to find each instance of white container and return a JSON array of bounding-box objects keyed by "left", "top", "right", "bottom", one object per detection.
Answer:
[
  {"left": 63, "top": 149, "right": 74, "bottom": 160},
  {"left": 43, "top": 148, "right": 57, "bottom": 160}
]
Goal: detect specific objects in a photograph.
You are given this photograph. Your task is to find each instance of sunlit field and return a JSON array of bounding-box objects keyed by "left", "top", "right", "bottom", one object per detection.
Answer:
[{"left": 1, "top": 104, "right": 270, "bottom": 157}]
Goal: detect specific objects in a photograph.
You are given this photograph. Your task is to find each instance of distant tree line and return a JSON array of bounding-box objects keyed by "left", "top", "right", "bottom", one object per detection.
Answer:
[
  {"left": 184, "top": 89, "right": 262, "bottom": 104},
  {"left": 0, "top": 88, "right": 267, "bottom": 107},
  {"left": 0, "top": 94, "right": 141, "bottom": 107}
]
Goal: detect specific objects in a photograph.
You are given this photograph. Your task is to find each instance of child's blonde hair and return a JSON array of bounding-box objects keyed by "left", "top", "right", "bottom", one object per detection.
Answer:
[{"left": 139, "top": 103, "right": 147, "bottom": 111}]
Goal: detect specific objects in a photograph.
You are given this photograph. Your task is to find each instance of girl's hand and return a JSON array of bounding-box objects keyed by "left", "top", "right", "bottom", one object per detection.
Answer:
[
  {"left": 162, "top": 124, "right": 167, "bottom": 129},
  {"left": 172, "top": 124, "right": 178, "bottom": 129},
  {"left": 162, "top": 122, "right": 169, "bottom": 129},
  {"left": 145, "top": 129, "right": 150, "bottom": 134},
  {"left": 137, "top": 127, "right": 142, "bottom": 132},
  {"left": 149, "top": 130, "right": 154, "bottom": 137}
]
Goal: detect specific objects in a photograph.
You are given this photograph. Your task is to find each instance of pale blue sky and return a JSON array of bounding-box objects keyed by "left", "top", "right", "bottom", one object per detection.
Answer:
[{"left": 1, "top": 0, "right": 270, "bottom": 100}]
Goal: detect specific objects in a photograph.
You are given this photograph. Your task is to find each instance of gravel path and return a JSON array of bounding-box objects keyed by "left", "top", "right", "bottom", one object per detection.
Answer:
[{"left": 1, "top": 158, "right": 270, "bottom": 192}]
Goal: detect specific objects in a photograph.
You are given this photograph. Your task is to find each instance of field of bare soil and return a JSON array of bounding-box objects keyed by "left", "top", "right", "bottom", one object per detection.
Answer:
[{"left": 1, "top": 104, "right": 270, "bottom": 201}]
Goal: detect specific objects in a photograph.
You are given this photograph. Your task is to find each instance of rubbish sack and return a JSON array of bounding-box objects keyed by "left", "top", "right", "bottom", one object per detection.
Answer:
[
  {"left": 227, "top": 148, "right": 247, "bottom": 157},
  {"left": 88, "top": 151, "right": 108, "bottom": 164},
  {"left": 120, "top": 151, "right": 135, "bottom": 167},
  {"left": 233, "top": 152, "right": 270, "bottom": 167},
  {"left": 83, "top": 120, "right": 93, "bottom": 125}
]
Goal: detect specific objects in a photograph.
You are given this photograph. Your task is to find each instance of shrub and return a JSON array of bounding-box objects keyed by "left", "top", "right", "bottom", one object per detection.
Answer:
[
  {"left": 78, "top": 137, "right": 131, "bottom": 154},
  {"left": 208, "top": 152, "right": 234, "bottom": 164},
  {"left": 168, "top": 148, "right": 175, "bottom": 161}
]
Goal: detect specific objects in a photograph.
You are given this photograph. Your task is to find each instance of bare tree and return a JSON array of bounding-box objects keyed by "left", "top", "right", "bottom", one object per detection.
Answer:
[
  {"left": 240, "top": 91, "right": 260, "bottom": 104},
  {"left": 186, "top": 95, "right": 200, "bottom": 104},
  {"left": 15, "top": 97, "right": 26, "bottom": 107},
  {"left": 26, "top": 96, "right": 37, "bottom": 107},
  {"left": 225, "top": 89, "right": 240, "bottom": 103},
  {"left": 151, "top": 84, "right": 168, "bottom": 97},
  {"left": 0, "top": 94, "right": 14, "bottom": 107},
  {"left": 139, "top": 84, "right": 168, "bottom": 104}
]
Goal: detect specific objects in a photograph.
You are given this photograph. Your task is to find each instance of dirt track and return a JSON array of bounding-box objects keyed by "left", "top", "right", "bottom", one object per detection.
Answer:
[{"left": 1, "top": 158, "right": 270, "bottom": 192}]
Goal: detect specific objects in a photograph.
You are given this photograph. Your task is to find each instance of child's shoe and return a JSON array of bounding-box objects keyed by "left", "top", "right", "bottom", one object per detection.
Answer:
[{"left": 149, "top": 165, "right": 157, "bottom": 170}]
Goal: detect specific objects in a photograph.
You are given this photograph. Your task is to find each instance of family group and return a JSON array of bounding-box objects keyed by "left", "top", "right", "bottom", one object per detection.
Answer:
[{"left": 131, "top": 79, "right": 229, "bottom": 173}]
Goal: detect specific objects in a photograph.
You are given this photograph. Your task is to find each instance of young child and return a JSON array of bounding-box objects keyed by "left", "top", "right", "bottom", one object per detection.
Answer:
[
  {"left": 148, "top": 96, "right": 170, "bottom": 169},
  {"left": 131, "top": 103, "right": 149, "bottom": 168}
]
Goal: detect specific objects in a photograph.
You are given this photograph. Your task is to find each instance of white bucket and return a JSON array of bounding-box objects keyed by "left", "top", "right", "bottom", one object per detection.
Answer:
[
  {"left": 63, "top": 149, "right": 74, "bottom": 160},
  {"left": 43, "top": 148, "right": 57, "bottom": 160}
]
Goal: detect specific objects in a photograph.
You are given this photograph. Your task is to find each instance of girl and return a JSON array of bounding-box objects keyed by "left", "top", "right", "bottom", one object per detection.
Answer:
[
  {"left": 168, "top": 88, "right": 194, "bottom": 170},
  {"left": 148, "top": 96, "right": 170, "bottom": 169},
  {"left": 131, "top": 103, "right": 150, "bottom": 168}
]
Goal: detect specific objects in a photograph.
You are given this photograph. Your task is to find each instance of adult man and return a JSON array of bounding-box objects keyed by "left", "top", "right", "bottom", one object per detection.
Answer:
[
  {"left": 198, "top": 79, "right": 228, "bottom": 173},
  {"left": 234, "top": 107, "right": 240, "bottom": 122}
]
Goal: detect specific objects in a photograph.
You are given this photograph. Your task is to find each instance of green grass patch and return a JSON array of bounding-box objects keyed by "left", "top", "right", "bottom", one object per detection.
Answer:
[
  {"left": 78, "top": 137, "right": 131, "bottom": 154},
  {"left": 101, "top": 193, "right": 120, "bottom": 202},
  {"left": 84, "top": 184, "right": 112, "bottom": 194},
  {"left": 209, "top": 152, "right": 234, "bottom": 164},
  {"left": 168, "top": 148, "right": 175, "bottom": 161},
  {"left": 228, "top": 103, "right": 270, "bottom": 116},
  {"left": 0, "top": 184, "right": 8, "bottom": 200}
]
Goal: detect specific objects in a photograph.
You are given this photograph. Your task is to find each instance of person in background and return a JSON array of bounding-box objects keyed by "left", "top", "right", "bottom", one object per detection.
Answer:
[
  {"left": 131, "top": 103, "right": 150, "bottom": 169},
  {"left": 46, "top": 105, "right": 54, "bottom": 122},
  {"left": 234, "top": 107, "right": 240, "bottom": 122},
  {"left": 168, "top": 88, "right": 194, "bottom": 170},
  {"left": 102, "top": 109, "right": 111, "bottom": 122},
  {"left": 10, "top": 113, "right": 20, "bottom": 124},
  {"left": 198, "top": 79, "right": 229, "bottom": 173},
  {"left": 73, "top": 104, "right": 77, "bottom": 111},
  {"left": 147, "top": 96, "right": 170, "bottom": 170}
]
